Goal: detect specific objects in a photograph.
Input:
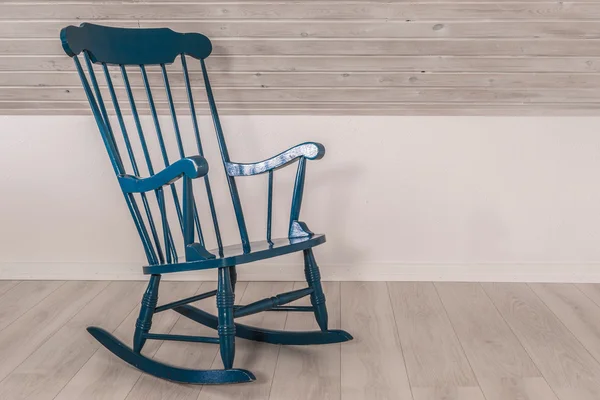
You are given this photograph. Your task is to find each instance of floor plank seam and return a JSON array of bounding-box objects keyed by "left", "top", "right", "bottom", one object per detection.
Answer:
[
  {"left": 574, "top": 283, "right": 600, "bottom": 308},
  {"left": 52, "top": 288, "right": 143, "bottom": 400},
  {"left": 0, "top": 280, "right": 66, "bottom": 336},
  {"left": 384, "top": 281, "right": 415, "bottom": 400},
  {"left": 196, "top": 281, "right": 250, "bottom": 400},
  {"left": 125, "top": 281, "right": 206, "bottom": 400},
  {"left": 527, "top": 283, "right": 600, "bottom": 376},
  {"left": 433, "top": 282, "right": 489, "bottom": 400},
  {"left": 0, "top": 281, "right": 109, "bottom": 389},
  {"left": 266, "top": 303, "right": 289, "bottom": 400},
  {"left": 0, "top": 281, "right": 23, "bottom": 301},
  {"left": 479, "top": 283, "right": 563, "bottom": 400}
]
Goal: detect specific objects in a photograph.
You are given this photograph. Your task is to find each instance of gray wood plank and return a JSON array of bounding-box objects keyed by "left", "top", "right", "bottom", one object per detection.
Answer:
[
  {"left": 341, "top": 282, "right": 412, "bottom": 400},
  {"left": 269, "top": 281, "right": 341, "bottom": 400},
  {"left": 530, "top": 283, "right": 600, "bottom": 367},
  {"left": 3, "top": 103, "right": 600, "bottom": 116},
  {"left": 2, "top": 3, "right": 599, "bottom": 20},
  {"left": 0, "top": 281, "right": 145, "bottom": 400},
  {"left": 388, "top": 282, "right": 483, "bottom": 400},
  {"left": 8, "top": 86, "right": 600, "bottom": 104},
  {"left": 124, "top": 282, "right": 240, "bottom": 400},
  {"left": 0, "top": 281, "right": 109, "bottom": 382},
  {"left": 6, "top": 56, "right": 600, "bottom": 74},
  {"left": 10, "top": 71, "right": 600, "bottom": 89},
  {"left": 7, "top": 38, "right": 600, "bottom": 57},
  {"left": 436, "top": 283, "right": 558, "bottom": 400},
  {"left": 483, "top": 283, "right": 600, "bottom": 400},
  {"left": 0, "top": 281, "right": 20, "bottom": 298},
  {"left": 0, "top": 281, "right": 64, "bottom": 332},
  {"left": 575, "top": 283, "right": 600, "bottom": 308},
  {"left": 7, "top": 21, "right": 600, "bottom": 40},
  {"left": 54, "top": 281, "right": 201, "bottom": 400},
  {"left": 198, "top": 281, "right": 293, "bottom": 400}
]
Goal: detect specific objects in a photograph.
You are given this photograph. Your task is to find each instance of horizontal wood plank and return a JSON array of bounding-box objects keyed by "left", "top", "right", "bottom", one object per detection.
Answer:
[
  {"left": 5, "top": 56, "right": 600, "bottom": 74},
  {"left": 2, "top": 3, "right": 600, "bottom": 21},
  {"left": 3, "top": 2, "right": 600, "bottom": 114},
  {"left": 5, "top": 21, "right": 600, "bottom": 39},
  {"left": 2, "top": 102, "right": 599, "bottom": 116},
  {"left": 5, "top": 38, "right": 600, "bottom": 57},
  {"left": 8, "top": 71, "right": 600, "bottom": 89},
  {"left": 6, "top": 86, "right": 600, "bottom": 103}
]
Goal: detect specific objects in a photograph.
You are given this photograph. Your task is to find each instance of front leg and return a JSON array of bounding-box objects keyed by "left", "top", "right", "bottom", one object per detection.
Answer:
[{"left": 217, "top": 267, "right": 236, "bottom": 369}]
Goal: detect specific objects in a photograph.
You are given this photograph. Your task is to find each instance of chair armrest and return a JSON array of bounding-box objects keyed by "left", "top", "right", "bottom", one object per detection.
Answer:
[
  {"left": 225, "top": 142, "right": 325, "bottom": 177},
  {"left": 118, "top": 155, "right": 209, "bottom": 193}
]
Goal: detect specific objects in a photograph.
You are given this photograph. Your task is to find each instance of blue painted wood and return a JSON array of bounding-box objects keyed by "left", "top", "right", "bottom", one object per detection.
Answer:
[
  {"left": 183, "top": 177, "right": 195, "bottom": 247},
  {"left": 201, "top": 58, "right": 251, "bottom": 253},
  {"left": 62, "top": 23, "right": 353, "bottom": 385},
  {"left": 161, "top": 62, "right": 205, "bottom": 246},
  {"left": 74, "top": 55, "right": 160, "bottom": 266},
  {"left": 103, "top": 63, "right": 166, "bottom": 265},
  {"left": 234, "top": 305, "right": 314, "bottom": 312},
  {"left": 217, "top": 267, "right": 236, "bottom": 369},
  {"left": 233, "top": 287, "right": 313, "bottom": 318},
  {"left": 155, "top": 290, "right": 217, "bottom": 313},
  {"left": 181, "top": 55, "right": 224, "bottom": 255},
  {"left": 289, "top": 158, "right": 307, "bottom": 236},
  {"left": 267, "top": 170, "right": 274, "bottom": 245},
  {"left": 118, "top": 156, "right": 209, "bottom": 194},
  {"left": 225, "top": 142, "right": 325, "bottom": 177},
  {"left": 87, "top": 327, "right": 255, "bottom": 384},
  {"left": 144, "top": 235, "right": 326, "bottom": 274},
  {"left": 144, "top": 333, "right": 220, "bottom": 344},
  {"left": 264, "top": 305, "right": 314, "bottom": 312},
  {"left": 304, "top": 249, "right": 328, "bottom": 331},
  {"left": 83, "top": 52, "right": 123, "bottom": 172},
  {"left": 133, "top": 274, "right": 160, "bottom": 353},
  {"left": 61, "top": 23, "right": 212, "bottom": 65},
  {"left": 175, "top": 305, "right": 353, "bottom": 345}
]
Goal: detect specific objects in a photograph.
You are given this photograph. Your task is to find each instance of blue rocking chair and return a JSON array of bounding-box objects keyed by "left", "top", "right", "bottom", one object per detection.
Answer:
[{"left": 60, "top": 23, "right": 352, "bottom": 384}]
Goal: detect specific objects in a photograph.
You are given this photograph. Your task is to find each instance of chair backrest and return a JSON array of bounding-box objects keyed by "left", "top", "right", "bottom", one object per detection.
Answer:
[{"left": 60, "top": 23, "right": 249, "bottom": 266}]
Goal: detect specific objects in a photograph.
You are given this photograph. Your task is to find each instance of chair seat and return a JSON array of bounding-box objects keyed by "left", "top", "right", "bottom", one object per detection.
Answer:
[{"left": 143, "top": 234, "right": 326, "bottom": 275}]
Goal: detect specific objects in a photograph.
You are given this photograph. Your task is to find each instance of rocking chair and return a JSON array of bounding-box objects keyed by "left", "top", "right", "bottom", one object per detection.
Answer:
[{"left": 60, "top": 23, "right": 352, "bottom": 384}]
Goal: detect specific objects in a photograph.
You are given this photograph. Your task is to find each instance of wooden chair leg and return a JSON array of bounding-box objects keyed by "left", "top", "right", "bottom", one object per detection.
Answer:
[
  {"left": 133, "top": 274, "right": 161, "bottom": 353},
  {"left": 217, "top": 267, "right": 236, "bottom": 369},
  {"left": 229, "top": 266, "right": 238, "bottom": 293},
  {"left": 303, "top": 249, "right": 328, "bottom": 331}
]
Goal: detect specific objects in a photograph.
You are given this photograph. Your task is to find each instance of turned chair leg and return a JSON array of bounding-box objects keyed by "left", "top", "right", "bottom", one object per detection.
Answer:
[
  {"left": 303, "top": 249, "right": 328, "bottom": 331},
  {"left": 133, "top": 274, "right": 161, "bottom": 353},
  {"left": 217, "top": 267, "right": 236, "bottom": 369}
]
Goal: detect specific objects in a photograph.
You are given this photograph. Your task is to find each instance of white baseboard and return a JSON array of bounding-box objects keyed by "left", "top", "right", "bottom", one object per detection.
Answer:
[{"left": 2, "top": 262, "right": 600, "bottom": 282}]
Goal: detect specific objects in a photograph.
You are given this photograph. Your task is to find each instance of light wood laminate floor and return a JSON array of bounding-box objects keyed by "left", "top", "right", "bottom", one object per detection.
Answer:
[{"left": 2, "top": 281, "right": 600, "bottom": 400}]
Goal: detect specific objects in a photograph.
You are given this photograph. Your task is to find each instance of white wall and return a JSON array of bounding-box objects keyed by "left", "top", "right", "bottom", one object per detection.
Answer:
[{"left": 2, "top": 115, "right": 600, "bottom": 282}]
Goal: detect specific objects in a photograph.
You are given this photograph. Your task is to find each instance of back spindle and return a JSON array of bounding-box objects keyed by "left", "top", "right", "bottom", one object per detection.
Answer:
[
  {"left": 160, "top": 63, "right": 205, "bottom": 247},
  {"left": 182, "top": 55, "right": 224, "bottom": 255},
  {"left": 267, "top": 170, "right": 274, "bottom": 245},
  {"left": 201, "top": 58, "right": 250, "bottom": 252},
  {"left": 101, "top": 63, "right": 166, "bottom": 265},
  {"left": 74, "top": 54, "right": 159, "bottom": 265}
]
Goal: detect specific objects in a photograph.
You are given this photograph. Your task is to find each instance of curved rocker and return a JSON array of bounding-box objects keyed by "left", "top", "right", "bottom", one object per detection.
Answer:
[
  {"left": 174, "top": 305, "right": 353, "bottom": 345},
  {"left": 87, "top": 327, "right": 256, "bottom": 384}
]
